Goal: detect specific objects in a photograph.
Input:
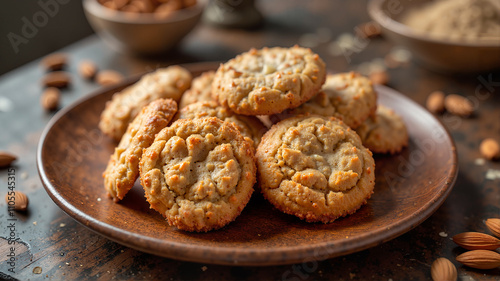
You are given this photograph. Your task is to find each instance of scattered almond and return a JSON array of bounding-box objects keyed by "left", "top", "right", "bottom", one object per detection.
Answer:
[
  {"left": 356, "top": 21, "right": 382, "bottom": 38},
  {"left": 444, "top": 94, "right": 473, "bottom": 117},
  {"left": 431, "top": 257, "right": 457, "bottom": 281},
  {"left": 4, "top": 191, "right": 29, "bottom": 211},
  {"left": 370, "top": 70, "right": 389, "bottom": 85},
  {"left": 95, "top": 70, "right": 124, "bottom": 86},
  {"left": 78, "top": 60, "right": 98, "bottom": 80},
  {"left": 480, "top": 138, "right": 500, "bottom": 160},
  {"left": 0, "top": 152, "right": 17, "bottom": 168},
  {"left": 426, "top": 91, "right": 445, "bottom": 114},
  {"left": 453, "top": 232, "right": 500, "bottom": 250},
  {"left": 456, "top": 250, "right": 500, "bottom": 270},
  {"left": 41, "top": 53, "right": 67, "bottom": 71},
  {"left": 40, "top": 87, "right": 60, "bottom": 111},
  {"left": 42, "top": 71, "right": 71, "bottom": 88},
  {"left": 486, "top": 218, "right": 500, "bottom": 238}
]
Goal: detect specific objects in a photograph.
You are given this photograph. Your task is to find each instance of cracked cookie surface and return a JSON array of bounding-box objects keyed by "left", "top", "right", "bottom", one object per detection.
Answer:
[
  {"left": 275, "top": 72, "right": 377, "bottom": 129},
  {"left": 139, "top": 117, "right": 256, "bottom": 232},
  {"left": 174, "top": 101, "right": 266, "bottom": 148},
  {"left": 103, "top": 98, "right": 177, "bottom": 202},
  {"left": 212, "top": 46, "right": 326, "bottom": 115},
  {"left": 256, "top": 115, "right": 375, "bottom": 223},
  {"left": 99, "top": 66, "right": 191, "bottom": 141},
  {"left": 355, "top": 105, "right": 408, "bottom": 154},
  {"left": 178, "top": 71, "right": 216, "bottom": 109}
]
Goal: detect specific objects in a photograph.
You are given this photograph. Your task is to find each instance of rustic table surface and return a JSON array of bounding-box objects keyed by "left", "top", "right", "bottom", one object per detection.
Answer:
[{"left": 1, "top": 0, "right": 500, "bottom": 280}]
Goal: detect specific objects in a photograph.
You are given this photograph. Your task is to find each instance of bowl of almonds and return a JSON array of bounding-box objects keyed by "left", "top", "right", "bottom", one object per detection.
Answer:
[{"left": 83, "top": 0, "right": 205, "bottom": 55}]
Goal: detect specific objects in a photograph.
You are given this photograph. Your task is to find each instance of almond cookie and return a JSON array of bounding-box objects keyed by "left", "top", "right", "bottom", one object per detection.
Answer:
[
  {"left": 256, "top": 115, "right": 375, "bottom": 223},
  {"left": 174, "top": 101, "right": 266, "bottom": 148},
  {"left": 355, "top": 105, "right": 408, "bottom": 154},
  {"left": 275, "top": 72, "right": 377, "bottom": 129},
  {"left": 178, "top": 71, "right": 216, "bottom": 109},
  {"left": 139, "top": 117, "right": 256, "bottom": 232},
  {"left": 99, "top": 66, "right": 192, "bottom": 141},
  {"left": 212, "top": 46, "right": 327, "bottom": 115},
  {"left": 103, "top": 99, "right": 177, "bottom": 202}
]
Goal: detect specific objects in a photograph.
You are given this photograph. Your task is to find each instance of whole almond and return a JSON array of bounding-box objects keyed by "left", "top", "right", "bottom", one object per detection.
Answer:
[
  {"left": 370, "top": 70, "right": 389, "bottom": 85},
  {"left": 453, "top": 232, "right": 500, "bottom": 250},
  {"left": 480, "top": 138, "right": 500, "bottom": 160},
  {"left": 113, "top": 0, "right": 129, "bottom": 9},
  {"left": 431, "top": 257, "right": 457, "bottom": 281},
  {"left": 456, "top": 250, "right": 500, "bottom": 269},
  {"left": 102, "top": 1, "right": 118, "bottom": 10},
  {"left": 129, "top": 0, "right": 154, "bottom": 13},
  {"left": 41, "top": 53, "right": 67, "bottom": 71},
  {"left": 41, "top": 87, "right": 60, "bottom": 111},
  {"left": 4, "top": 191, "right": 29, "bottom": 211},
  {"left": 486, "top": 218, "right": 500, "bottom": 238},
  {"left": 154, "top": 0, "right": 182, "bottom": 18},
  {"left": 426, "top": 91, "right": 445, "bottom": 114},
  {"left": 444, "top": 94, "right": 473, "bottom": 117},
  {"left": 0, "top": 152, "right": 17, "bottom": 168},
  {"left": 42, "top": 71, "right": 71, "bottom": 88},
  {"left": 121, "top": 4, "right": 141, "bottom": 13},
  {"left": 96, "top": 70, "right": 124, "bottom": 86},
  {"left": 78, "top": 60, "right": 98, "bottom": 80}
]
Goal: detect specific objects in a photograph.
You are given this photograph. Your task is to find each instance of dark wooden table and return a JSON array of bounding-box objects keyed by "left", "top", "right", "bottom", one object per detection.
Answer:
[{"left": 1, "top": 0, "right": 500, "bottom": 280}]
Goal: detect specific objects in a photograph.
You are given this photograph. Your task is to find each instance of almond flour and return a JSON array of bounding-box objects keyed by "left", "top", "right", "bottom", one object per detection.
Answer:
[{"left": 401, "top": 0, "right": 500, "bottom": 41}]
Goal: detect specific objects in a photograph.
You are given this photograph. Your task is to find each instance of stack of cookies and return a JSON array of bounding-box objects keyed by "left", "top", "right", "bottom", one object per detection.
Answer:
[{"left": 99, "top": 46, "right": 408, "bottom": 232}]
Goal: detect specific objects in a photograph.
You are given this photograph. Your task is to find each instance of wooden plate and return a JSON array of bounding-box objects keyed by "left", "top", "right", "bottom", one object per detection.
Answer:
[{"left": 37, "top": 62, "right": 458, "bottom": 266}]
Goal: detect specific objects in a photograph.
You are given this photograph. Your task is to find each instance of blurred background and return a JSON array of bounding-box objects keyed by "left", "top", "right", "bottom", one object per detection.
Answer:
[{"left": 0, "top": 1, "right": 93, "bottom": 75}]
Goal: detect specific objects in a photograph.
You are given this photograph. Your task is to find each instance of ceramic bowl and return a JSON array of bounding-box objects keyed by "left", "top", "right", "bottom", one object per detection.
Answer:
[
  {"left": 83, "top": 0, "right": 205, "bottom": 55},
  {"left": 368, "top": 0, "right": 500, "bottom": 73}
]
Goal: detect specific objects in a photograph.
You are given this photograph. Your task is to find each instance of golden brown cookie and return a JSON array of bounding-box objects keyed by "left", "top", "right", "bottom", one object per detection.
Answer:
[
  {"left": 99, "top": 66, "right": 192, "bottom": 141},
  {"left": 355, "top": 105, "right": 408, "bottom": 154},
  {"left": 103, "top": 99, "right": 178, "bottom": 202},
  {"left": 139, "top": 117, "right": 256, "bottom": 232},
  {"left": 212, "top": 46, "right": 327, "bottom": 115},
  {"left": 178, "top": 71, "right": 215, "bottom": 109},
  {"left": 275, "top": 72, "right": 377, "bottom": 129},
  {"left": 256, "top": 115, "right": 375, "bottom": 223},
  {"left": 174, "top": 101, "right": 266, "bottom": 148}
]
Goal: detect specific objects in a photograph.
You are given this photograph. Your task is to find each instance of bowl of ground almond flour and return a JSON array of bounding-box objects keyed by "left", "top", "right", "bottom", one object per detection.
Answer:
[{"left": 369, "top": 0, "right": 500, "bottom": 73}]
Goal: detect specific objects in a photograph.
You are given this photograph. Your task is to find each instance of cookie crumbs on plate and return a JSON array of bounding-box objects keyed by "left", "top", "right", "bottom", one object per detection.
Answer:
[{"left": 33, "top": 221, "right": 37, "bottom": 225}]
